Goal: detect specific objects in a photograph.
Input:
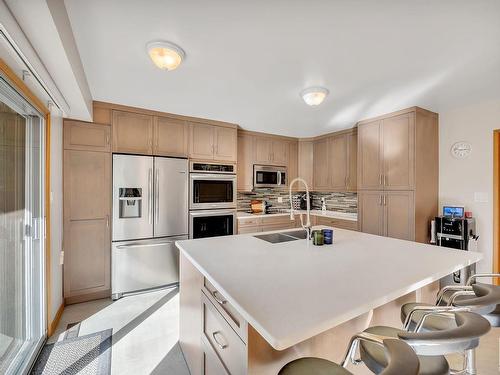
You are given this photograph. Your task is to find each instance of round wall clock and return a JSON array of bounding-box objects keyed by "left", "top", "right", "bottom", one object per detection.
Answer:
[{"left": 451, "top": 141, "right": 471, "bottom": 159}]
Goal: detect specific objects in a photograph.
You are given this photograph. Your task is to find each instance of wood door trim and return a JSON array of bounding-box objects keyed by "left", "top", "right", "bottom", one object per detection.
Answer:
[
  {"left": 0, "top": 59, "right": 52, "bottom": 332},
  {"left": 494, "top": 130, "right": 500, "bottom": 284}
]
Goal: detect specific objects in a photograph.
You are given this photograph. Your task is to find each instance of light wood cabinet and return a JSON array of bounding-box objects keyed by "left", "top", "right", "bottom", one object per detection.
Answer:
[
  {"left": 358, "top": 191, "right": 385, "bottom": 236},
  {"left": 63, "top": 149, "right": 111, "bottom": 304},
  {"left": 358, "top": 191, "right": 414, "bottom": 240},
  {"left": 356, "top": 107, "right": 438, "bottom": 243},
  {"left": 313, "top": 138, "right": 329, "bottom": 190},
  {"left": 214, "top": 126, "right": 238, "bottom": 161},
  {"left": 329, "top": 134, "right": 348, "bottom": 190},
  {"left": 253, "top": 137, "right": 289, "bottom": 166},
  {"left": 112, "top": 110, "right": 153, "bottom": 155},
  {"left": 189, "top": 122, "right": 237, "bottom": 162},
  {"left": 312, "top": 129, "right": 357, "bottom": 192},
  {"left": 357, "top": 120, "right": 382, "bottom": 190},
  {"left": 63, "top": 120, "right": 110, "bottom": 152},
  {"left": 298, "top": 140, "right": 314, "bottom": 190},
  {"left": 381, "top": 113, "right": 415, "bottom": 190},
  {"left": 237, "top": 134, "right": 254, "bottom": 191},
  {"left": 153, "top": 116, "right": 188, "bottom": 157},
  {"left": 358, "top": 112, "right": 415, "bottom": 191},
  {"left": 288, "top": 141, "right": 298, "bottom": 188}
]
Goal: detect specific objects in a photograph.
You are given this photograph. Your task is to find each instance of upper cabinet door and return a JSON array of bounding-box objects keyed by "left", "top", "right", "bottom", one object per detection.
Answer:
[
  {"left": 214, "top": 126, "right": 237, "bottom": 162},
  {"left": 112, "top": 110, "right": 153, "bottom": 155},
  {"left": 358, "top": 190, "right": 384, "bottom": 236},
  {"left": 347, "top": 130, "right": 357, "bottom": 191},
  {"left": 329, "top": 134, "right": 348, "bottom": 190},
  {"left": 357, "top": 120, "right": 382, "bottom": 190},
  {"left": 382, "top": 113, "right": 415, "bottom": 190},
  {"left": 384, "top": 191, "right": 415, "bottom": 241},
  {"left": 237, "top": 134, "right": 254, "bottom": 191},
  {"left": 64, "top": 120, "right": 110, "bottom": 152},
  {"left": 254, "top": 137, "right": 272, "bottom": 164},
  {"left": 189, "top": 122, "right": 215, "bottom": 160},
  {"left": 154, "top": 116, "right": 188, "bottom": 157},
  {"left": 271, "top": 140, "right": 289, "bottom": 165},
  {"left": 313, "top": 138, "right": 330, "bottom": 190}
]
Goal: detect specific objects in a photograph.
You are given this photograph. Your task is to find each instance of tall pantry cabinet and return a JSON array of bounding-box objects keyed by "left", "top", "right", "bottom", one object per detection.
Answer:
[
  {"left": 63, "top": 120, "right": 112, "bottom": 304},
  {"left": 357, "top": 107, "right": 438, "bottom": 243}
]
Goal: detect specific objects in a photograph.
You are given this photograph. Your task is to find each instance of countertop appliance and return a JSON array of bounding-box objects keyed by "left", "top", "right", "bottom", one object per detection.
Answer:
[
  {"left": 434, "top": 215, "right": 478, "bottom": 288},
  {"left": 189, "top": 162, "right": 236, "bottom": 210},
  {"left": 253, "top": 165, "right": 287, "bottom": 188},
  {"left": 189, "top": 161, "right": 237, "bottom": 239},
  {"left": 111, "top": 154, "right": 188, "bottom": 300}
]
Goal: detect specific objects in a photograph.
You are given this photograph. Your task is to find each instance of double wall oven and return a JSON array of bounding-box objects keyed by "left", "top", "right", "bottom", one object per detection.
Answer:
[{"left": 189, "top": 162, "right": 237, "bottom": 239}]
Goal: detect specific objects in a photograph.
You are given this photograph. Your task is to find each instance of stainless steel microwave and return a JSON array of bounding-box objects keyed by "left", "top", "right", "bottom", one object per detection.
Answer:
[{"left": 253, "top": 165, "right": 287, "bottom": 188}]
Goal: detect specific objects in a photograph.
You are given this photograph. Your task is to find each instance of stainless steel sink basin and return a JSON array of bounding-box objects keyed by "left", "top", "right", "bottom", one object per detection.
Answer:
[{"left": 253, "top": 230, "right": 308, "bottom": 243}]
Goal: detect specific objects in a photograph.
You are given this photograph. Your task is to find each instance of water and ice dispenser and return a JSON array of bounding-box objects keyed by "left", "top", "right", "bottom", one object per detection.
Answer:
[{"left": 119, "top": 188, "right": 142, "bottom": 218}]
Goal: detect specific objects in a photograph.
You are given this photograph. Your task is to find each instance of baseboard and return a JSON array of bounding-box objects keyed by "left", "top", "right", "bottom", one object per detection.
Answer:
[
  {"left": 48, "top": 302, "right": 65, "bottom": 337},
  {"left": 64, "top": 289, "right": 111, "bottom": 305}
]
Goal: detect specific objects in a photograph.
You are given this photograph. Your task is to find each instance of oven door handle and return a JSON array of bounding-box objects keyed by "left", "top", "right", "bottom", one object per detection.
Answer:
[{"left": 189, "top": 173, "right": 236, "bottom": 181}]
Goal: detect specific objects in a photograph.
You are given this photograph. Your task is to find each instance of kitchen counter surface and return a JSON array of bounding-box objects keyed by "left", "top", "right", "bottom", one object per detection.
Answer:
[
  {"left": 176, "top": 228, "right": 482, "bottom": 350},
  {"left": 237, "top": 209, "right": 358, "bottom": 221}
]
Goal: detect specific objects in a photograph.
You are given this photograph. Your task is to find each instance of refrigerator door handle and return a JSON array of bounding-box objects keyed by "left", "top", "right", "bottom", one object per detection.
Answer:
[
  {"left": 115, "top": 241, "right": 174, "bottom": 250},
  {"left": 148, "top": 168, "right": 153, "bottom": 224},
  {"left": 156, "top": 168, "right": 160, "bottom": 224}
]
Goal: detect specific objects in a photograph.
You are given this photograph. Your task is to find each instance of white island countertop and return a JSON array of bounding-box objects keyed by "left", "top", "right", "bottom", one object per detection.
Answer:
[{"left": 176, "top": 228, "right": 482, "bottom": 350}]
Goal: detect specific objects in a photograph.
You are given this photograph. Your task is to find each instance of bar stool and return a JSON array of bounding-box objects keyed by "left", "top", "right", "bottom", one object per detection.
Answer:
[
  {"left": 278, "top": 335, "right": 419, "bottom": 375},
  {"left": 346, "top": 312, "right": 491, "bottom": 375}
]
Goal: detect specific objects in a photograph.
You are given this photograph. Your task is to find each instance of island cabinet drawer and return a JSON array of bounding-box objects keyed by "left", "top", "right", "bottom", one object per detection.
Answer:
[
  {"left": 202, "top": 335, "right": 230, "bottom": 375},
  {"left": 203, "top": 278, "right": 248, "bottom": 343},
  {"left": 202, "top": 293, "right": 247, "bottom": 375}
]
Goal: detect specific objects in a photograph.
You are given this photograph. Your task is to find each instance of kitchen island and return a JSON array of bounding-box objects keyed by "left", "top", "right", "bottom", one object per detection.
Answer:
[{"left": 176, "top": 227, "right": 482, "bottom": 375}]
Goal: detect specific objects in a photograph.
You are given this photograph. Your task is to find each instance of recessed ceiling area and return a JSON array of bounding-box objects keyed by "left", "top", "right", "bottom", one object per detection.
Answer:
[{"left": 65, "top": 0, "right": 500, "bottom": 137}]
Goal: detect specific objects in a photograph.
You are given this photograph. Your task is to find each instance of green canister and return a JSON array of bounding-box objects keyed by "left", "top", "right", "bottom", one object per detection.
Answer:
[{"left": 312, "top": 230, "right": 324, "bottom": 246}]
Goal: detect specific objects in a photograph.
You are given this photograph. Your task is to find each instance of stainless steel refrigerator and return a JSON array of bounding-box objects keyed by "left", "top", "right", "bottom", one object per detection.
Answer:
[{"left": 111, "top": 154, "right": 188, "bottom": 300}]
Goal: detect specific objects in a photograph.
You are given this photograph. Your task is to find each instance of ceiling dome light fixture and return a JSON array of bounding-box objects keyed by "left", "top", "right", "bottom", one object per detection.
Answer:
[
  {"left": 300, "top": 87, "right": 329, "bottom": 106},
  {"left": 147, "top": 40, "right": 185, "bottom": 71}
]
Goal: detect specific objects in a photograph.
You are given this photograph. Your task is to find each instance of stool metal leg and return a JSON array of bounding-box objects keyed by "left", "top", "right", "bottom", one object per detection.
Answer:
[{"left": 465, "top": 348, "right": 477, "bottom": 375}]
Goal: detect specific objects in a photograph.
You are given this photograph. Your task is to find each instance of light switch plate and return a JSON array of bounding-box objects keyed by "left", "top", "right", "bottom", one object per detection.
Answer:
[
  {"left": 474, "top": 192, "right": 488, "bottom": 203},
  {"left": 59, "top": 251, "right": 64, "bottom": 265}
]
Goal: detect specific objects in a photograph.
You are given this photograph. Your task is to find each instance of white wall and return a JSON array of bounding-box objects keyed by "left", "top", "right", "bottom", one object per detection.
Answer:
[
  {"left": 439, "top": 98, "right": 500, "bottom": 274},
  {"left": 49, "top": 112, "right": 63, "bottom": 321}
]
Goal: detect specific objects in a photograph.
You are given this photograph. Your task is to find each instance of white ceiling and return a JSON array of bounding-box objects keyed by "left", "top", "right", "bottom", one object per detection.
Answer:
[{"left": 65, "top": 0, "right": 500, "bottom": 137}]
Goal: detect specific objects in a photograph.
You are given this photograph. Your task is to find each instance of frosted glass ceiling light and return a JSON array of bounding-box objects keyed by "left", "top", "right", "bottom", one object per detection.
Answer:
[
  {"left": 147, "top": 40, "right": 185, "bottom": 71},
  {"left": 301, "top": 87, "right": 329, "bottom": 106}
]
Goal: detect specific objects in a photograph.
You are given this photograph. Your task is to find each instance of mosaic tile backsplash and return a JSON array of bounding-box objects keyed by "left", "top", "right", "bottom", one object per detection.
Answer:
[{"left": 237, "top": 189, "right": 357, "bottom": 214}]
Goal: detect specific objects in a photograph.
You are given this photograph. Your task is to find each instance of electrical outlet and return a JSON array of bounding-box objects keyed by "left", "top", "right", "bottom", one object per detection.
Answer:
[
  {"left": 59, "top": 251, "right": 64, "bottom": 265},
  {"left": 277, "top": 197, "right": 283, "bottom": 203},
  {"left": 474, "top": 192, "right": 488, "bottom": 203}
]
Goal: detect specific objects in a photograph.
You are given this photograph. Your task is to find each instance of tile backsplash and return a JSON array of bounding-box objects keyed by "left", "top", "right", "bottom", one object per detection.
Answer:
[{"left": 237, "top": 189, "right": 357, "bottom": 214}]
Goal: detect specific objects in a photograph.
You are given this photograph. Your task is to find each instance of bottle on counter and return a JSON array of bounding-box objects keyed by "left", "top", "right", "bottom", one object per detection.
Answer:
[
  {"left": 312, "top": 230, "right": 324, "bottom": 246},
  {"left": 321, "top": 197, "right": 327, "bottom": 212}
]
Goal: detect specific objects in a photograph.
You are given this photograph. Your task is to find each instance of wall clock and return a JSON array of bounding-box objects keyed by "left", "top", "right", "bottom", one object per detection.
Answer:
[{"left": 451, "top": 141, "right": 471, "bottom": 159}]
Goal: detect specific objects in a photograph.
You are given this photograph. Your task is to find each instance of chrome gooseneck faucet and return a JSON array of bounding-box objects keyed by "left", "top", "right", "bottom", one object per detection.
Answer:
[{"left": 289, "top": 177, "right": 312, "bottom": 240}]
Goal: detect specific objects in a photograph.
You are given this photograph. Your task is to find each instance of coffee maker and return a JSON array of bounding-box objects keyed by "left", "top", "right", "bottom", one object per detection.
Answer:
[{"left": 432, "top": 208, "right": 478, "bottom": 287}]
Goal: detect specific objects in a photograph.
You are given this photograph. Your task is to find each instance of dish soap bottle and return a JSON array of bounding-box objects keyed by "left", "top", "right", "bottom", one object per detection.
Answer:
[{"left": 321, "top": 197, "right": 326, "bottom": 213}]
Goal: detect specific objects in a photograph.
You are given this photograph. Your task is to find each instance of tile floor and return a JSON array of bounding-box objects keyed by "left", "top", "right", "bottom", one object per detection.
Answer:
[
  {"left": 49, "top": 287, "right": 189, "bottom": 375},
  {"left": 50, "top": 288, "right": 500, "bottom": 375}
]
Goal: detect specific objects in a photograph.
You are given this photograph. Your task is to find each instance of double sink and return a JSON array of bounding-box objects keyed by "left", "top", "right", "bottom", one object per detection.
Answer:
[{"left": 254, "top": 230, "right": 308, "bottom": 244}]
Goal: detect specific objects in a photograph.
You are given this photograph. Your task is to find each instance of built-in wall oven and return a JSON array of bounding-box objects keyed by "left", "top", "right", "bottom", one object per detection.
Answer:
[
  {"left": 189, "top": 209, "right": 237, "bottom": 239},
  {"left": 189, "top": 162, "right": 237, "bottom": 239},
  {"left": 189, "top": 162, "right": 237, "bottom": 210}
]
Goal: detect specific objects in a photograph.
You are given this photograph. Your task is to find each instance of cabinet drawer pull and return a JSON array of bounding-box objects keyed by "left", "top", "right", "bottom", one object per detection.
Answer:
[
  {"left": 379, "top": 174, "right": 382, "bottom": 185},
  {"left": 212, "top": 331, "right": 228, "bottom": 349},
  {"left": 379, "top": 195, "right": 382, "bottom": 205},
  {"left": 212, "top": 290, "right": 227, "bottom": 305}
]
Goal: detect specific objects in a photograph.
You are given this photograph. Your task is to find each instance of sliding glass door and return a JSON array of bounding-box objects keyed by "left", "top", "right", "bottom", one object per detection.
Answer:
[{"left": 0, "top": 76, "right": 46, "bottom": 374}]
